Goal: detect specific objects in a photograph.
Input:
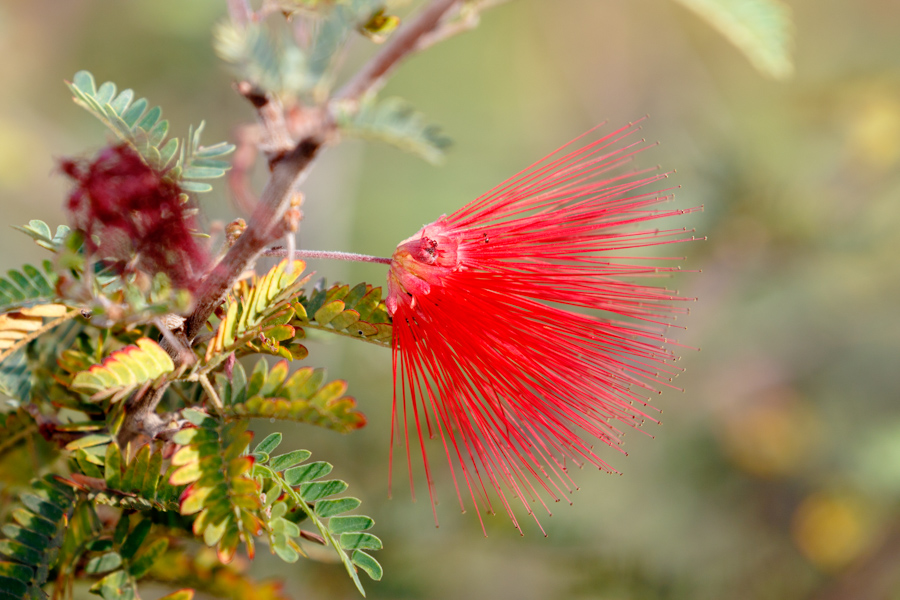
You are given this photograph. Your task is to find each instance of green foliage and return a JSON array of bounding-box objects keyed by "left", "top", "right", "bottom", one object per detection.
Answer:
[
  {"left": 71, "top": 338, "right": 175, "bottom": 402},
  {"left": 213, "top": 20, "right": 312, "bottom": 96},
  {"left": 149, "top": 546, "right": 286, "bottom": 600},
  {"left": 0, "top": 263, "right": 59, "bottom": 314},
  {"left": 79, "top": 442, "right": 183, "bottom": 511},
  {"left": 11, "top": 220, "right": 71, "bottom": 253},
  {"left": 55, "top": 501, "right": 103, "bottom": 591},
  {"left": 85, "top": 515, "right": 170, "bottom": 600},
  {"left": 67, "top": 71, "right": 235, "bottom": 192},
  {"left": 334, "top": 96, "right": 451, "bottom": 164},
  {"left": 219, "top": 359, "right": 366, "bottom": 432},
  {"left": 215, "top": 8, "right": 451, "bottom": 163},
  {"left": 214, "top": 1, "right": 388, "bottom": 100},
  {"left": 0, "top": 411, "right": 36, "bottom": 458},
  {"left": 293, "top": 280, "right": 392, "bottom": 347},
  {"left": 171, "top": 413, "right": 262, "bottom": 564},
  {"left": 0, "top": 349, "right": 31, "bottom": 402},
  {"left": 250, "top": 434, "right": 383, "bottom": 595},
  {"left": 0, "top": 476, "right": 77, "bottom": 599},
  {"left": 0, "top": 319, "right": 85, "bottom": 405},
  {"left": 672, "top": 0, "right": 793, "bottom": 79},
  {"left": 202, "top": 260, "right": 311, "bottom": 368}
]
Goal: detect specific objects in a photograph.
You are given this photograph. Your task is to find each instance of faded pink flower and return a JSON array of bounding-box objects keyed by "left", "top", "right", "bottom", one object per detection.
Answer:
[
  {"left": 385, "top": 123, "right": 700, "bottom": 534},
  {"left": 61, "top": 144, "right": 208, "bottom": 290}
]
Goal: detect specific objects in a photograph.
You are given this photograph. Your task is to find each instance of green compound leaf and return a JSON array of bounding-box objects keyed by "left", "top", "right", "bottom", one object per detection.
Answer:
[
  {"left": 79, "top": 515, "right": 170, "bottom": 599},
  {"left": 220, "top": 359, "right": 366, "bottom": 433},
  {"left": 252, "top": 447, "right": 383, "bottom": 595},
  {"left": 293, "top": 281, "right": 392, "bottom": 348},
  {"left": 71, "top": 338, "right": 174, "bottom": 402},
  {"left": 0, "top": 476, "right": 77, "bottom": 598},
  {"left": 67, "top": 71, "right": 235, "bottom": 192},
  {"left": 171, "top": 419, "right": 261, "bottom": 564},
  {"left": 69, "top": 442, "right": 182, "bottom": 511},
  {"left": 335, "top": 96, "right": 451, "bottom": 164},
  {"left": 672, "top": 0, "right": 793, "bottom": 79},
  {"left": 203, "top": 259, "right": 311, "bottom": 367}
]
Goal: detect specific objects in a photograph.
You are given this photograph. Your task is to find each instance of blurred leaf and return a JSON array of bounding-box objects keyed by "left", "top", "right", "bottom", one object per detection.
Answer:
[
  {"left": 67, "top": 71, "right": 234, "bottom": 192},
  {"left": 214, "top": 20, "right": 311, "bottom": 95},
  {"left": 89, "top": 569, "right": 137, "bottom": 600},
  {"left": 335, "top": 96, "right": 451, "bottom": 164},
  {"left": 672, "top": 0, "right": 793, "bottom": 79},
  {"left": 0, "top": 348, "right": 30, "bottom": 401},
  {"left": 0, "top": 262, "right": 58, "bottom": 313},
  {"left": 0, "top": 476, "right": 76, "bottom": 598},
  {"left": 10, "top": 221, "right": 70, "bottom": 253}
]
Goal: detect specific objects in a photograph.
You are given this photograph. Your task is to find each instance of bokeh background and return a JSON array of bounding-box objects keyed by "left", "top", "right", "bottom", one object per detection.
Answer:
[{"left": 2, "top": 0, "right": 900, "bottom": 598}]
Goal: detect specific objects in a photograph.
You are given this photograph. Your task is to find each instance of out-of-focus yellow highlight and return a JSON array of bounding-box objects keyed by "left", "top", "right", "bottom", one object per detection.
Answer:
[
  {"left": 791, "top": 492, "right": 874, "bottom": 570},
  {"left": 721, "top": 393, "right": 819, "bottom": 479},
  {"left": 846, "top": 93, "right": 900, "bottom": 169}
]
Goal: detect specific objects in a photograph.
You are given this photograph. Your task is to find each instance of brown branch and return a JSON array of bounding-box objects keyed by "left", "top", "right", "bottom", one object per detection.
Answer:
[
  {"left": 183, "top": 135, "right": 324, "bottom": 344},
  {"left": 335, "top": 0, "right": 461, "bottom": 103}
]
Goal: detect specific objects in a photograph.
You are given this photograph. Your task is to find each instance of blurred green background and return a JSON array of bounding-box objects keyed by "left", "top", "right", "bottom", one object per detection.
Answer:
[{"left": 2, "top": 0, "right": 900, "bottom": 598}]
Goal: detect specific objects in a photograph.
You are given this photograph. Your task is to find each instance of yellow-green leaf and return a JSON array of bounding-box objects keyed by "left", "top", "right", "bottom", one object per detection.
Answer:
[
  {"left": 72, "top": 338, "right": 174, "bottom": 400},
  {"left": 672, "top": 0, "right": 793, "bottom": 79}
]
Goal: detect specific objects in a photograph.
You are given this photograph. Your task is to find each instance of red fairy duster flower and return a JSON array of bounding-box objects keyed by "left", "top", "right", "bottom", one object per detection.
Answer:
[
  {"left": 385, "top": 123, "right": 700, "bottom": 533},
  {"left": 61, "top": 144, "right": 208, "bottom": 289}
]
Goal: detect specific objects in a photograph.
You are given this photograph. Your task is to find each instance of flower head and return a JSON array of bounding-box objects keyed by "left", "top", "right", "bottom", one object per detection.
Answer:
[
  {"left": 61, "top": 144, "right": 208, "bottom": 290},
  {"left": 386, "top": 122, "right": 700, "bottom": 533}
]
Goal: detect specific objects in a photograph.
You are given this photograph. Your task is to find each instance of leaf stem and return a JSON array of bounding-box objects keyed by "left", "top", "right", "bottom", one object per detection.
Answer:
[
  {"left": 263, "top": 248, "right": 392, "bottom": 265},
  {"left": 273, "top": 470, "right": 366, "bottom": 595}
]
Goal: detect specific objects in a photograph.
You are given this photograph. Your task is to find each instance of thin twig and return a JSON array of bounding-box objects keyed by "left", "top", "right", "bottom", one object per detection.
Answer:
[
  {"left": 263, "top": 247, "right": 392, "bottom": 265},
  {"left": 199, "top": 374, "right": 225, "bottom": 415},
  {"left": 335, "top": 0, "right": 461, "bottom": 103},
  {"left": 416, "top": 0, "right": 514, "bottom": 51}
]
